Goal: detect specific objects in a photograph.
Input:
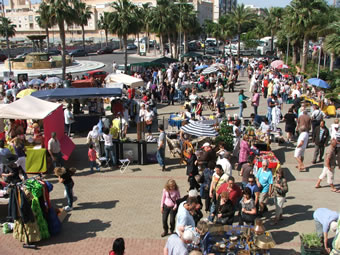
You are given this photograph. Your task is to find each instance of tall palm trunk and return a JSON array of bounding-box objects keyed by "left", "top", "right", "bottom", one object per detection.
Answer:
[
  {"left": 123, "top": 35, "right": 128, "bottom": 73},
  {"left": 58, "top": 21, "right": 67, "bottom": 80},
  {"left": 183, "top": 32, "right": 188, "bottom": 54},
  {"left": 222, "top": 40, "right": 226, "bottom": 56},
  {"left": 137, "top": 33, "right": 140, "bottom": 55},
  {"left": 5, "top": 31, "right": 11, "bottom": 72},
  {"left": 292, "top": 44, "right": 298, "bottom": 65},
  {"left": 160, "top": 35, "right": 164, "bottom": 56},
  {"left": 271, "top": 32, "right": 274, "bottom": 53},
  {"left": 82, "top": 24, "right": 86, "bottom": 51},
  {"left": 105, "top": 29, "right": 108, "bottom": 47},
  {"left": 330, "top": 52, "right": 334, "bottom": 72},
  {"left": 237, "top": 27, "right": 241, "bottom": 59},
  {"left": 147, "top": 31, "right": 150, "bottom": 53},
  {"left": 45, "top": 27, "right": 50, "bottom": 53},
  {"left": 168, "top": 32, "right": 172, "bottom": 57},
  {"left": 301, "top": 35, "right": 309, "bottom": 73}
]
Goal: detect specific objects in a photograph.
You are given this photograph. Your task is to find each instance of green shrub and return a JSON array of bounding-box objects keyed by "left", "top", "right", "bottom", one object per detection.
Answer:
[
  {"left": 214, "top": 120, "right": 233, "bottom": 152},
  {"left": 301, "top": 233, "right": 322, "bottom": 248}
]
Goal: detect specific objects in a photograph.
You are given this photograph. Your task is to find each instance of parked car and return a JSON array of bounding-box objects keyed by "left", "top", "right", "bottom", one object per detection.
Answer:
[
  {"left": 47, "top": 49, "right": 61, "bottom": 56},
  {"left": 126, "top": 43, "right": 137, "bottom": 50},
  {"left": 188, "top": 42, "right": 197, "bottom": 51},
  {"left": 83, "top": 70, "right": 108, "bottom": 82},
  {"left": 206, "top": 47, "right": 222, "bottom": 55},
  {"left": 69, "top": 49, "right": 88, "bottom": 57},
  {"left": 116, "top": 64, "right": 131, "bottom": 74},
  {"left": 0, "top": 53, "right": 7, "bottom": 61},
  {"left": 97, "top": 46, "right": 113, "bottom": 55}
]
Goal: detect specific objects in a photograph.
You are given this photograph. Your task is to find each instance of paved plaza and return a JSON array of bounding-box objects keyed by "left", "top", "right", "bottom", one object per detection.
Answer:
[{"left": 0, "top": 76, "right": 339, "bottom": 255}]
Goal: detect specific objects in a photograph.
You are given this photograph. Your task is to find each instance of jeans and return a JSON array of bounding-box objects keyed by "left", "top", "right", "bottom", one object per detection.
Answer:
[
  {"left": 162, "top": 204, "right": 177, "bottom": 233},
  {"left": 65, "top": 123, "right": 72, "bottom": 136},
  {"left": 64, "top": 181, "right": 74, "bottom": 208},
  {"left": 105, "top": 145, "right": 116, "bottom": 166},
  {"left": 253, "top": 105, "right": 258, "bottom": 115},
  {"left": 313, "top": 144, "right": 325, "bottom": 162},
  {"left": 52, "top": 152, "right": 63, "bottom": 169},
  {"left": 146, "top": 124, "right": 152, "bottom": 133},
  {"left": 239, "top": 103, "right": 244, "bottom": 118},
  {"left": 157, "top": 148, "right": 165, "bottom": 167},
  {"left": 208, "top": 202, "right": 216, "bottom": 222},
  {"left": 90, "top": 160, "right": 100, "bottom": 171},
  {"left": 267, "top": 107, "right": 272, "bottom": 123},
  {"left": 282, "top": 93, "right": 288, "bottom": 103}
]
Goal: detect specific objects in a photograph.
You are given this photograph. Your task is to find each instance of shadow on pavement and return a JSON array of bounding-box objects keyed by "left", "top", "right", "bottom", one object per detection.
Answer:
[
  {"left": 270, "top": 230, "right": 299, "bottom": 245},
  {"left": 38, "top": 216, "right": 111, "bottom": 246},
  {"left": 75, "top": 200, "right": 119, "bottom": 210},
  {"left": 270, "top": 248, "right": 298, "bottom": 255}
]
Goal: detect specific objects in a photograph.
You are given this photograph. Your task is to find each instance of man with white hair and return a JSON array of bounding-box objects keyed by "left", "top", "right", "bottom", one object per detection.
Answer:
[
  {"left": 295, "top": 126, "right": 309, "bottom": 171},
  {"left": 164, "top": 227, "right": 195, "bottom": 255},
  {"left": 313, "top": 208, "right": 339, "bottom": 254},
  {"left": 256, "top": 159, "right": 273, "bottom": 216}
]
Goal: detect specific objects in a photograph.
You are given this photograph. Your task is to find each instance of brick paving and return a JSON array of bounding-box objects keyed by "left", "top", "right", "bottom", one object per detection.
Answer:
[{"left": 1, "top": 76, "right": 339, "bottom": 254}]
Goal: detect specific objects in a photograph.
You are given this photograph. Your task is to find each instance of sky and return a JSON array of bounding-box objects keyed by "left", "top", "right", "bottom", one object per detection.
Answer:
[{"left": 238, "top": 0, "right": 334, "bottom": 8}]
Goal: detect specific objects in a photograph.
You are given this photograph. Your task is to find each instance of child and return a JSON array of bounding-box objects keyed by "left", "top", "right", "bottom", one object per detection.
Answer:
[
  {"left": 88, "top": 144, "right": 100, "bottom": 172},
  {"left": 54, "top": 167, "right": 75, "bottom": 212}
]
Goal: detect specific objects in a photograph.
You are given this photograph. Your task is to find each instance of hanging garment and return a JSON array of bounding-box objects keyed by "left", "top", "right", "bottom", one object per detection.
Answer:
[
  {"left": 13, "top": 219, "right": 41, "bottom": 243},
  {"left": 8, "top": 187, "right": 35, "bottom": 224}
]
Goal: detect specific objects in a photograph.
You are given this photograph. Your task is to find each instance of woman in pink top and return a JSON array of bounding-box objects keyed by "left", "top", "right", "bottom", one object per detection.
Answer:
[
  {"left": 160, "top": 179, "right": 180, "bottom": 237},
  {"left": 238, "top": 135, "right": 251, "bottom": 171}
]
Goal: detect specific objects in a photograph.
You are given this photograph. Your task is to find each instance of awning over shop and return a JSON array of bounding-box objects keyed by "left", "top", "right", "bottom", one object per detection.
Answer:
[
  {"left": 31, "top": 87, "right": 122, "bottom": 100},
  {"left": 0, "top": 95, "right": 61, "bottom": 119},
  {"left": 151, "top": 57, "right": 178, "bottom": 64},
  {"left": 105, "top": 73, "right": 144, "bottom": 88}
]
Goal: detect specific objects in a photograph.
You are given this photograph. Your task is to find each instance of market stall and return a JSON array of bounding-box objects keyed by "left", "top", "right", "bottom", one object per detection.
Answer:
[
  {"left": 0, "top": 95, "right": 75, "bottom": 173},
  {"left": 254, "top": 151, "right": 281, "bottom": 174},
  {"left": 105, "top": 73, "right": 144, "bottom": 88},
  {"left": 32, "top": 87, "right": 122, "bottom": 133}
]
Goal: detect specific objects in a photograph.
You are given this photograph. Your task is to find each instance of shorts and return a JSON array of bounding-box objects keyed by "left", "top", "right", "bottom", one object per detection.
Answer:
[
  {"left": 294, "top": 147, "right": 305, "bottom": 158},
  {"left": 319, "top": 166, "right": 334, "bottom": 185},
  {"left": 259, "top": 192, "right": 269, "bottom": 204}
]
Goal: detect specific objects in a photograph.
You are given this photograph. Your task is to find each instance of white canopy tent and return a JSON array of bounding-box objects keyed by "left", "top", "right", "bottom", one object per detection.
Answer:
[
  {"left": 105, "top": 73, "right": 144, "bottom": 88},
  {"left": 0, "top": 95, "right": 61, "bottom": 119}
]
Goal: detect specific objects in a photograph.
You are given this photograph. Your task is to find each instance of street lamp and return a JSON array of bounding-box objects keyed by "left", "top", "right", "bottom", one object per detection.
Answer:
[{"left": 317, "top": 37, "right": 324, "bottom": 79}]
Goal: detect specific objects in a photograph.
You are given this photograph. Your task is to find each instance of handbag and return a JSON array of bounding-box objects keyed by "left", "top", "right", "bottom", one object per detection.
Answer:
[{"left": 242, "top": 101, "right": 247, "bottom": 109}]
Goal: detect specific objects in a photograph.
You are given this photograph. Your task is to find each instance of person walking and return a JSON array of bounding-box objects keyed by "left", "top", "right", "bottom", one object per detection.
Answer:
[
  {"left": 238, "top": 135, "right": 251, "bottom": 171},
  {"left": 161, "top": 179, "right": 181, "bottom": 237},
  {"left": 270, "top": 168, "right": 288, "bottom": 225},
  {"left": 48, "top": 132, "right": 63, "bottom": 169},
  {"left": 251, "top": 91, "right": 260, "bottom": 116},
  {"left": 294, "top": 126, "right": 309, "bottom": 171},
  {"left": 157, "top": 124, "right": 166, "bottom": 171},
  {"left": 102, "top": 128, "right": 116, "bottom": 169},
  {"left": 88, "top": 144, "right": 100, "bottom": 172},
  {"left": 315, "top": 139, "right": 340, "bottom": 192},
  {"left": 256, "top": 159, "right": 273, "bottom": 217},
  {"left": 64, "top": 104, "right": 74, "bottom": 137},
  {"left": 312, "top": 120, "right": 329, "bottom": 164},
  {"left": 283, "top": 108, "right": 297, "bottom": 143},
  {"left": 238, "top": 90, "right": 248, "bottom": 118}
]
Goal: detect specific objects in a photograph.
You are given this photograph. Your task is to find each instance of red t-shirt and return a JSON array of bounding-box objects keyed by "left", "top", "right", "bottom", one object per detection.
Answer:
[
  {"left": 128, "top": 88, "right": 135, "bottom": 99},
  {"left": 259, "top": 64, "right": 263, "bottom": 70},
  {"left": 217, "top": 183, "right": 242, "bottom": 206},
  {"left": 88, "top": 148, "right": 97, "bottom": 162},
  {"left": 263, "top": 79, "right": 269, "bottom": 88}
]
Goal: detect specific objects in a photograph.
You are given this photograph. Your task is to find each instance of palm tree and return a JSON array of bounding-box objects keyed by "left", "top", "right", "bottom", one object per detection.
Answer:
[
  {"left": 36, "top": 2, "right": 53, "bottom": 53},
  {"left": 110, "top": 0, "right": 136, "bottom": 73},
  {"left": 97, "top": 12, "right": 112, "bottom": 47},
  {"left": 178, "top": 1, "right": 198, "bottom": 54},
  {"left": 140, "top": 3, "right": 152, "bottom": 53},
  {"left": 230, "top": 4, "right": 255, "bottom": 58},
  {"left": 219, "top": 14, "right": 237, "bottom": 56},
  {"left": 0, "top": 17, "right": 16, "bottom": 67},
  {"left": 264, "top": 7, "right": 284, "bottom": 53},
  {"left": 49, "top": 0, "right": 77, "bottom": 79},
  {"left": 286, "top": 0, "right": 329, "bottom": 73},
  {"left": 73, "top": 0, "right": 93, "bottom": 51},
  {"left": 133, "top": 6, "right": 144, "bottom": 55}
]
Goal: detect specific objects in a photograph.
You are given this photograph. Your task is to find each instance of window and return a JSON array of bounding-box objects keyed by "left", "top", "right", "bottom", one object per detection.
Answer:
[
  {"left": 29, "top": 15, "right": 33, "bottom": 22},
  {"left": 29, "top": 23, "right": 33, "bottom": 29}
]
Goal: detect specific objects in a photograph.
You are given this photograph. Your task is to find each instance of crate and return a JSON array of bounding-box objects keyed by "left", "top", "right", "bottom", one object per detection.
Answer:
[{"left": 300, "top": 236, "right": 323, "bottom": 255}]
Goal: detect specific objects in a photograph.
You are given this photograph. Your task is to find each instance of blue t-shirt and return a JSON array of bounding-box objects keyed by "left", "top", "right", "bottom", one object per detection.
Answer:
[
  {"left": 256, "top": 168, "right": 273, "bottom": 193},
  {"left": 246, "top": 183, "right": 260, "bottom": 197},
  {"left": 176, "top": 201, "right": 195, "bottom": 235},
  {"left": 313, "top": 208, "right": 339, "bottom": 233}
]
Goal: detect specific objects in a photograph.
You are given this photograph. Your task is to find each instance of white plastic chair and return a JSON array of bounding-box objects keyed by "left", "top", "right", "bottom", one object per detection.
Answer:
[{"left": 119, "top": 159, "right": 130, "bottom": 173}]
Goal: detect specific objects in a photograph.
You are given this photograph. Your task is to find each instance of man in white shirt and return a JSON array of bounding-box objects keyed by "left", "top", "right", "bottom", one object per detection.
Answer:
[
  {"left": 216, "top": 152, "right": 232, "bottom": 178},
  {"left": 295, "top": 126, "right": 309, "bottom": 171},
  {"left": 64, "top": 105, "right": 74, "bottom": 137},
  {"left": 112, "top": 61, "right": 117, "bottom": 73}
]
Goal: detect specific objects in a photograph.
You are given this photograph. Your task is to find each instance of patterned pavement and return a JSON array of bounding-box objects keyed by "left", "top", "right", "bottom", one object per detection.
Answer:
[{"left": 1, "top": 76, "right": 340, "bottom": 254}]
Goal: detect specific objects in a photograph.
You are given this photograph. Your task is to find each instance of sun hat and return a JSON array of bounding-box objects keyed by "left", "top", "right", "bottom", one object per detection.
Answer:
[{"left": 202, "top": 142, "right": 210, "bottom": 148}]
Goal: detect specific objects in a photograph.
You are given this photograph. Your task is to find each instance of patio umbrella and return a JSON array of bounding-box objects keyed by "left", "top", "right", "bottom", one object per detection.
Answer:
[
  {"left": 28, "top": 79, "right": 44, "bottom": 86},
  {"left": 16, "top": 88, "right": 37, "bottom": 98},
  {"left": 202, "top": 65, "right": 219, "bottom": 75},
  {"left": 180, "top": 122, "right": 218, "bottom": 137},
  {"left": 45, "top": 77, "right": 63, "bottom": 84},
  {"left": 194, "top": 65, "right": 208, "bottom": 71},
  {"left": 308, "top": 78, "right": 330, "bottom": 89},
  {"left": 270, "top": 60, "right": 284, "bottom": 69}
]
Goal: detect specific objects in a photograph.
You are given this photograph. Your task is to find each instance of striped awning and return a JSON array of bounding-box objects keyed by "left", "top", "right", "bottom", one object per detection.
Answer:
[
  {"left": 180, "top": 122, "right": 218, "bottom": 137},
  {"left": 202, "top": 65, "right": 219, "bottom": 75}
]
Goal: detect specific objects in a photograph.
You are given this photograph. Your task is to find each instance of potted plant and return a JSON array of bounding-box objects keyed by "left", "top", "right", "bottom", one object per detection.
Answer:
[
  {"left": 300, "top": 233, "right": 323, "bottom": 255},
  {"left": 214, "top": 120, "right": 233, "bottom": 152}
]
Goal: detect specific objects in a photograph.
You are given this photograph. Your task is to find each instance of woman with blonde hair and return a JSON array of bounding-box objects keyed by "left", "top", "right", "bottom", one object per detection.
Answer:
[{"left": 160, "top": 179, "right": 181, "bottom": 237}]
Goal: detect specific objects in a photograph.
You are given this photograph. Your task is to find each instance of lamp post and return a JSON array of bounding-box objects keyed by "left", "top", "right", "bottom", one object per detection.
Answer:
[{"left": 317, "top": 37, "right": 324, "bottom": 79}]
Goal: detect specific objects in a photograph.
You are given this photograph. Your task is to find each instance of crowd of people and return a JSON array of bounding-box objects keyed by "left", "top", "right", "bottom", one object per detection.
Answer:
[{"left": 1, "top": 53, "right": 340, "bottom": 254}]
